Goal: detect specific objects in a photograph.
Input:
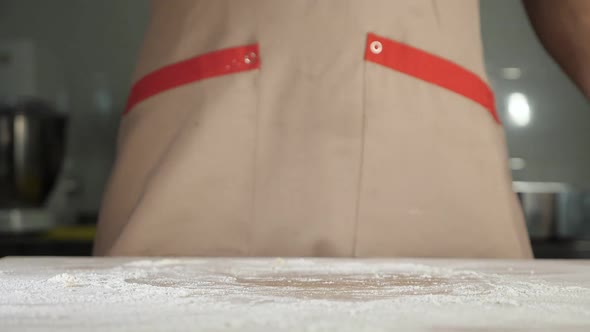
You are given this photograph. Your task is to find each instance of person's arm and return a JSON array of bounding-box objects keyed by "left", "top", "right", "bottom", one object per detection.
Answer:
[{"left": 523, "top": 0, "right": 590, "bottom": 98}]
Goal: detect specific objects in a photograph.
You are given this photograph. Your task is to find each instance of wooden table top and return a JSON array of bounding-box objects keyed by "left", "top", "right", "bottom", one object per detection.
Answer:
[{"left": 1, "top": 257, "right": 590, "bottom": 331}]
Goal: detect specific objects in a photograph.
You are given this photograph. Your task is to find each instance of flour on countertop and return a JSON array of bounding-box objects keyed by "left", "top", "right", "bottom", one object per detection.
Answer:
[
  {"left": 1, "top": 258, "right": 589, "bottom": 331},
  {"left": 47, "top": 273, "right": 82, "bottom": 287}
]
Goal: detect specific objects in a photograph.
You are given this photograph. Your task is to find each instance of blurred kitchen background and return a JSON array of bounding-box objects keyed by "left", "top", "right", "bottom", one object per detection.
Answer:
[{"left": 0, "top": 0, "right": 589, "bottom": 257}]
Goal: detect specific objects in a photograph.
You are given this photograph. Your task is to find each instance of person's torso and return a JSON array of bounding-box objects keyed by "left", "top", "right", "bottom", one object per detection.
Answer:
[{"left": 94, "top": 0, "right": 532, "bottom": 258}]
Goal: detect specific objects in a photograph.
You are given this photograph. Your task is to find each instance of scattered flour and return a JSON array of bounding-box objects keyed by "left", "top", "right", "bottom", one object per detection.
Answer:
[
  {"left": 0, "top": 258, "right": 589, "bottom": 331},
  {"left": 47, "top": 273, "right": 81, "bottom": 287},
  {"left": 123, "top": 259, "right": 186, "bottom": 267}
]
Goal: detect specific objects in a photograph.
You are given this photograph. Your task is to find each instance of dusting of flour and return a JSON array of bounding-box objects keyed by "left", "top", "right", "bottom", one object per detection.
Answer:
[{"left": 1, "top": 258, "right": 589, "bottom": 331}]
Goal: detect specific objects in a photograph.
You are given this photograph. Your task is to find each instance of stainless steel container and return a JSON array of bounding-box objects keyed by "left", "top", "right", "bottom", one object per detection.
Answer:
[
  {"left": 0, "top": 99, "right": 67, "bottom": 209},
  {"left": 513, "top": 182, "right": 568, "bottom": 239},
  {"left": 559, "top": 189, "right": 590, "bottom": 239},
  {"left": 513, "top": 182, "right": 590, "bottom": 240}
]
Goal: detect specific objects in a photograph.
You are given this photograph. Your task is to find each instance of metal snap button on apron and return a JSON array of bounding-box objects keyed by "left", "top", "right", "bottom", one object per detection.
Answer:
[
  {"left": 369, "top": 41, "right": 383, "bottom": 54},
  {"left": 244, "top": 52, "right": 257, "bottom": 64}
]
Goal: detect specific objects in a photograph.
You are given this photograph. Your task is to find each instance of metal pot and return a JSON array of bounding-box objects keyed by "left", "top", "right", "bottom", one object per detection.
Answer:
[{"left": 0, "top": 99, "right": 67, "bottom": 209}]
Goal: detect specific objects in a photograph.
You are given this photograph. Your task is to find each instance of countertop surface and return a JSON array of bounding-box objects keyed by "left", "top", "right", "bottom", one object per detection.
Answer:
[{"left": 1, "top": 257, "right": 590, "bottom": 331}]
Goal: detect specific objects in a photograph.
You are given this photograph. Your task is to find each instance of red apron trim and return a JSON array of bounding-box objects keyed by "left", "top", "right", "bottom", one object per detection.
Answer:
[
  {"left": 364, "top": 33, "right": 500, "bottom": 124},
  {"left": 124, "top": 44, "right": 260, "bottom": 114}
]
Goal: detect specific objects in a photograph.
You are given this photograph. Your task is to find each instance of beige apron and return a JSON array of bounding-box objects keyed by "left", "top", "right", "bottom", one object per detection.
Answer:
[{"left": 94, "top": 0, "right": 533, "bottom": 258}]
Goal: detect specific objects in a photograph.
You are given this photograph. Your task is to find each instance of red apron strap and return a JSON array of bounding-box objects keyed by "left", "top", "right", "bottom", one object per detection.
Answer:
[
  {"left": 125, "top": 44, "right": 260, "bottom": 115},
  {"left": 364, "top": 33, "right": 499, "bottom": 124}
]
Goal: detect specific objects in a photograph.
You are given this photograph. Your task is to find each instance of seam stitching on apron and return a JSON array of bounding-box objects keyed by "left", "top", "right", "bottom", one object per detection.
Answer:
[
  {"left": 248, "top": 12, "right": 261, "bottom": 256},
  {"left": 248, "top": 64, "right": 262, "bottom": 256},
  {"left": 431, "top": 0, "right": 441, "bottom": 26},
  {"left": 352, "top": 60, "right": 368, "bottom": 257}
]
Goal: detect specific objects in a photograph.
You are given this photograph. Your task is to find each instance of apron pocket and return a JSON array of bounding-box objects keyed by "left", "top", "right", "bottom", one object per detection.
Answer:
[
  {"left": 363, "top": 33, "right": 498, "bottom": 123},
  {"left": 353, "top": 33, "right": 525, "bottom": 257},
  {"left": 108, "top": 43, "right": 262, "bottom": 256},
  {"left": 124, "top": 43, "right": 260, "bottom": 115}
]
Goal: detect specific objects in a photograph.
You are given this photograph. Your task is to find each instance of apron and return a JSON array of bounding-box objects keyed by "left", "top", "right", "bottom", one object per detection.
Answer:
[{"left": 94, "top": 0, "right": 533, "bottom": 258}]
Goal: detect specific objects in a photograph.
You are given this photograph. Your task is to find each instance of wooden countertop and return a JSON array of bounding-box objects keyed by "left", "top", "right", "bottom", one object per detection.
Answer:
[{"left": 1, "top": 257, "right": 590, "bottom": 331}]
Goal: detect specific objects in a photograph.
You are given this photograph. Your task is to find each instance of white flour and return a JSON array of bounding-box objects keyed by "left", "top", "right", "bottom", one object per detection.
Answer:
[{"left": 1, "top": 258, "right": 590, "bottom": 331}]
